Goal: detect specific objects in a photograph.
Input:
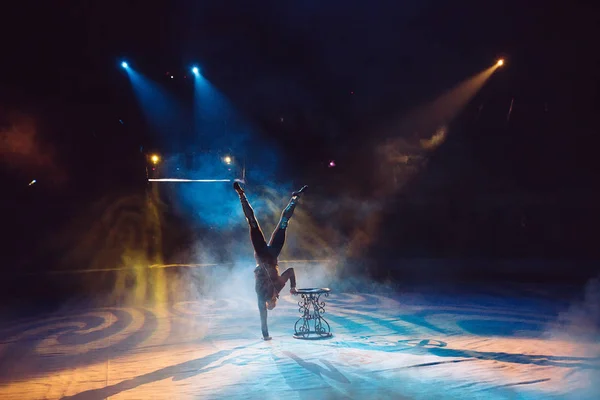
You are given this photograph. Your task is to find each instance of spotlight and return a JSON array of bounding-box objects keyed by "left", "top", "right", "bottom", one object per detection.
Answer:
[
  {"left": 150, "top": 154, "right": 160, "bottom": 164},
  {"left": 223, "top": 156, "right": 232, "bottom": 165},
  {"left": 192, "top": 66, "right": 199, "bottom": 76},
  {"left": 496, "top": 59, "right": 505, "bottom": 67},
  {"left": 121, "top": 61, "right": 128, "bottom": 69}
]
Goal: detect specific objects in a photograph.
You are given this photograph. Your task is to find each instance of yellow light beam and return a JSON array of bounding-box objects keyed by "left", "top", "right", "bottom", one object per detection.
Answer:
[{"left": 389, "top": 64, "right": 499, "bottom": 139}]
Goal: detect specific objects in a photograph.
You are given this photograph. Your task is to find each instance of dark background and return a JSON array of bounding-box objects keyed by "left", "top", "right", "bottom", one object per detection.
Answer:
[{"left": 1, "top": 1, "right": 599, "bottom": 306}]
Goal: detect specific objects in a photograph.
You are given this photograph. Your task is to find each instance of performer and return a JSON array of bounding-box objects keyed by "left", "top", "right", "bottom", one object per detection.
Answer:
[{"left": 234, "top": 181, "right": 307, "bottom": 340}]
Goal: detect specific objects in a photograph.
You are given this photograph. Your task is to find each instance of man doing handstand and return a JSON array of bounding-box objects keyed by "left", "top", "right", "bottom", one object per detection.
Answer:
[{"left": 234, "top": 182, "right": 307, "bottom": 340}]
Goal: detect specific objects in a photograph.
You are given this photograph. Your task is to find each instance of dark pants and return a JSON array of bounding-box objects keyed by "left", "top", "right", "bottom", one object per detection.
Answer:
[{"left": 239, "top": 193, "right": 298, "bottom": 337}]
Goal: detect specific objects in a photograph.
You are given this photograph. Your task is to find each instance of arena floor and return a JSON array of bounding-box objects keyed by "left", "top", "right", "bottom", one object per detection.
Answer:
[{"left": 1, "top": 283, "right": 598, "bottom": 399}]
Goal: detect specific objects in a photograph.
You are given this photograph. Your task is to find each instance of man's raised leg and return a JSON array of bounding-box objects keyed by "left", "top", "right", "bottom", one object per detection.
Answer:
[
  {"left": 268, "top": 185, "right": 308, "bottom": 257},
  {"left": 234, "top": 182, "right": 269, "bottom": 256}
]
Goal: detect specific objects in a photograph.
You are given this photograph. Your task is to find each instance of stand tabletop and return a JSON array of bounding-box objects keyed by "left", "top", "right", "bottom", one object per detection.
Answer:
[{"left": 294, "top": 288, "right": 331, "bottom": 295}]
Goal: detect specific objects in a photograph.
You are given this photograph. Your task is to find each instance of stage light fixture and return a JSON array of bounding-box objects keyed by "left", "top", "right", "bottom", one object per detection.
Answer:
[
  {"left": 192, "top": 66, "right": 199, "bottom": 76},
  {"left": 497, "top": 59, "right": 504, "bottom": 67},
  {"left": 121, "top": 61, "right": 128, "bottom": 69}
]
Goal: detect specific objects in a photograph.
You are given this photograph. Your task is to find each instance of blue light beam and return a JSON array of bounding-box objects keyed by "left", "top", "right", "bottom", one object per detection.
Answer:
[{"left": 124, "top": 68, "right": 190, "bottom": 144}]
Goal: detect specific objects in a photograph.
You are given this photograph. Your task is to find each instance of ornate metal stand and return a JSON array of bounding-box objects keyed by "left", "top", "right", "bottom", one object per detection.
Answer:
[{"left": 293, "top": 288, "right": 333, "bottom": 339}]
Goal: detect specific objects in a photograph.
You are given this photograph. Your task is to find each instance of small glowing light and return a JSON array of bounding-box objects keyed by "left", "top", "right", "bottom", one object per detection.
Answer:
[
  {"left": 150, "top": 154, "right": 160, "bottom": 164},
  {"left": 192, "top": 66, "right": 199, "bottom": 75},
  {"left": 497, "top": 59, "right": 504, "bottom": 66},
  {"left": 223, "top": 156, "right": 232, "bottom": 164},
  {"left": 329, "top": 160, "right": 336, "bottom": 168},
  {"left": 121, "top": 61, "right": 128, "bottom": 69},
  {"left": 29, "top": 179, "right": 36, "bottom": 186},
  {"left": 170, "top": 75, "right": 174, "bottom": 79}
]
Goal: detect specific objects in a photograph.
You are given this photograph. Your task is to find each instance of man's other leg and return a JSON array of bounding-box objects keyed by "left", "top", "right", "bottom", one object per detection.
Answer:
[
  {"left": 235, "top": 182, "right": 269, "bottom": 256},
  {"left": 268, "top": 186, "right": 307, "bottom": 257}
]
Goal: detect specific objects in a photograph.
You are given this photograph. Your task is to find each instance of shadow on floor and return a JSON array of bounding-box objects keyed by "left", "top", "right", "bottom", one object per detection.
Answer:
[{"left": 61, "top": 343, "right": 257, "bottom": 400}]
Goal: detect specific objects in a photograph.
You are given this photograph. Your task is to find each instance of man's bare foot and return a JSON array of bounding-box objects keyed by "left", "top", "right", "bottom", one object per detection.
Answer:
[
  {"left": 290, "top": 287, "right": 298, "bottom": 295},
  {"left": 233, "top": 181, "right": 245, "bottom": 195},
  {"left": 292, "top": 185, "right": 308, "bottom": 197}
]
